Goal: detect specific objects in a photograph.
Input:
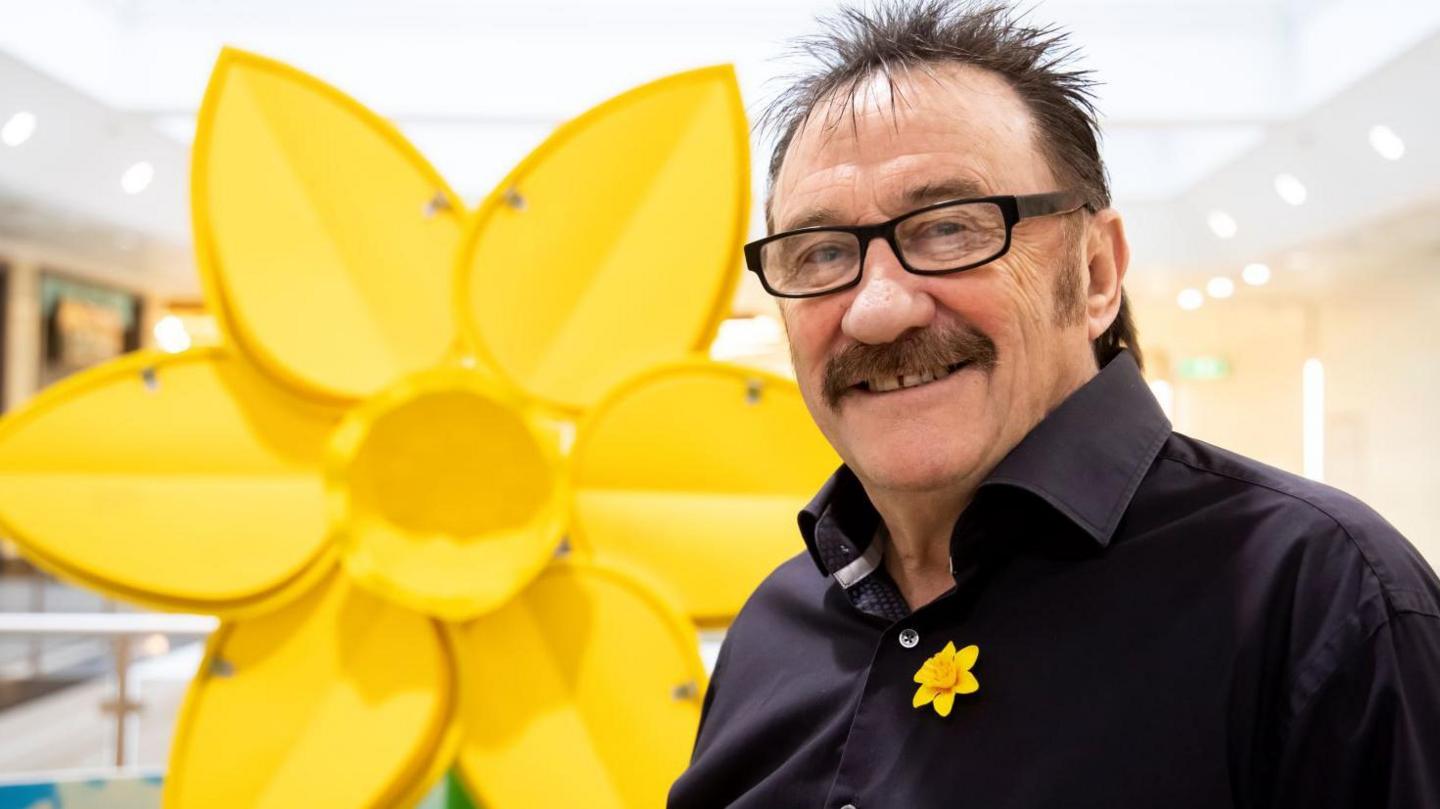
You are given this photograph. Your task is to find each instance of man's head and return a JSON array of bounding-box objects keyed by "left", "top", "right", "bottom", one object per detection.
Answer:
[{"left": 760, "top": 0, "right": 1139, "bottom": 496}]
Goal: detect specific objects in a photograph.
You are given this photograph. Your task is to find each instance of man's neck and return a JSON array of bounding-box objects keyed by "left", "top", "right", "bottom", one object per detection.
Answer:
[{"left": 868, "top": 481, "right": 976, "bottom": 612}]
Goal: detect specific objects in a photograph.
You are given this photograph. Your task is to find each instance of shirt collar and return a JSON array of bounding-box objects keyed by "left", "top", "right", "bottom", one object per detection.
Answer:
[
  {"left": 981, "top": 350, "right": 1171, "bottom": 546},
  {"left": 799, "top": 350, "right": 1171, "bottom": 577},
  {"left": 798, "top": 463, "right": 879, "bottom": 580}
]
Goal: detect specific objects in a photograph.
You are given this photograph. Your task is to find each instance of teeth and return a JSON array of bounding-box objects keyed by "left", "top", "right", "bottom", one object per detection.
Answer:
[{"left": 863, "top": 364, "right": 960, "bottom": 393}]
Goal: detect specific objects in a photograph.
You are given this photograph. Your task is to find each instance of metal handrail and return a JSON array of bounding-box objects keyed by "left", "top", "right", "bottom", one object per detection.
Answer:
[
  {"left": 0, "top": 613, "right": 217, "bottom": 635},
  {"left": 0, "top": 612, "right": 217, "bottom": 768}
]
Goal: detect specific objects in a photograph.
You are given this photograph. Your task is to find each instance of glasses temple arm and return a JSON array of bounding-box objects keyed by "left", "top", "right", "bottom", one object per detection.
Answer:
[{"left": 1015, "top": 191, "right": 1089, "bottom": 220}]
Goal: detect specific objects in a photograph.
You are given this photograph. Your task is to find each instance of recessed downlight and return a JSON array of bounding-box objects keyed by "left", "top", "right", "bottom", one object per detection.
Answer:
[
  {"left": 1, "top": 111, "right": 37, "bottom": 147},
  {"left": 121, "top": 161, "right": 155, "bottom": 194},
  {"left": 1241, "top": 263, "right": 1271, "bottom": 286},
  {"left": 1207, "top": 210, "right": 1237, "bottom": 240},
  {"left": 1368, "top": 125, "right": 1405, "bottom": 161},
  {"left": 1206, "top": 277, "right": 1235, "bottom": 299},
  {"left": 1273, "top": 173, "right": 1307, "bottom": 206}
]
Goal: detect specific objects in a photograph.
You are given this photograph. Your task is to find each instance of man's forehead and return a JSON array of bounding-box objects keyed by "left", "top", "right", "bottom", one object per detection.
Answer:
[{"left": 771, "top": 63, "right": 1038, "bottom": 227}]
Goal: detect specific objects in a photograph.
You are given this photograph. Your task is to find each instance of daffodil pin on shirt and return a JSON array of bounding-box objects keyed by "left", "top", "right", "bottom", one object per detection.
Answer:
[{"left": 912, "top": 641, "right": 980, "bottom": 717}]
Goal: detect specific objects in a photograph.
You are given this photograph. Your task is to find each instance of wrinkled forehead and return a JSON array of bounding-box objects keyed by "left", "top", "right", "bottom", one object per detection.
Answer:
[{"left": 769, "top": 63, "right": 1046, "bottom": 231}]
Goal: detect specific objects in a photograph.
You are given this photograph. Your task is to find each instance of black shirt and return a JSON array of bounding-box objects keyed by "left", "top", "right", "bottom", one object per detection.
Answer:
[{"left": 668, "top": 351, "right": 1440, "bottom": 809}]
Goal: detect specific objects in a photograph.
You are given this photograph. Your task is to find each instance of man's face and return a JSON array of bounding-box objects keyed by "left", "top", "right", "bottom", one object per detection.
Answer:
[{"left": 772, "top": 64, "right": 1099, "bottom": 495}]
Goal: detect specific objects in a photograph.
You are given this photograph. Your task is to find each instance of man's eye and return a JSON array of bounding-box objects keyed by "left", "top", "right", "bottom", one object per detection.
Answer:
[
  {"left": 921, "top": 219, "right": 968, "bottom": 238},
  {"left": 800, "top": 243, "right": 853, "bottom": 266}
]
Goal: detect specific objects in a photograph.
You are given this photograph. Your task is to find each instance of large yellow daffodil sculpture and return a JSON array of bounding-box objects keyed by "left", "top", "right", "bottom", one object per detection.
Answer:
[{"left": 0, "top": 50, "right": 836, "bottom": 808}]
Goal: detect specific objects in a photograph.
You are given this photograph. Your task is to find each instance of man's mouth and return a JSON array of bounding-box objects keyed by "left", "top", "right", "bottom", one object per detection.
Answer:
[{"left": 853, "top": 361, "right": 970, "bottom": 394}]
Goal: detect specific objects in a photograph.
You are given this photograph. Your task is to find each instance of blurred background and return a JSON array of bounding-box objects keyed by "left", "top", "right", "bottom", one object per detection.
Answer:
[{"left": 0, "top": 0, "right": 1437, "bottom": 800}]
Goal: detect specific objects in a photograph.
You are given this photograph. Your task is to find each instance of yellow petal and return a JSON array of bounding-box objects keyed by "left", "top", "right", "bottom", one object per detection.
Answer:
[
  {"left": 457, "top": 66, "right": 749, "bottom": 412},
  {"left": 957, "top": 671, "right": 980, "bottom": 695},
  {"left": 912, "top": 684, "right": 939, "bottom": 708},
  {"left": 942, "top": 640, "right": 958, "bottom": 658},
  {"left": 166, "top": 571, "right": 458, "bottom": 808},
  {"left": 454, "top": 559, "right": 704, "bottom": 809},
  {"left": 0, "top": 348, "right": 335, "bottom": 617},
  {"left": 956, "top": 643, "right": 980, "bottom": 670},
  {"left": 326, "top": 367, "right": 566, "bottom": 621},
  {"left": 193, "top": 48, "right": 464, "bottom": 402},
  {"left": 570, "top": 361, "right": 837, "bottom": 624},
  {"left": 933, "top": 690, "right": 957, "bottom": 717}
]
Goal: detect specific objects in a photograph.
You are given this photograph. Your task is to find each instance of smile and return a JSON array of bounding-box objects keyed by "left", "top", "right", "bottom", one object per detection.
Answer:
[{"left": 855, "top": 361, "right": 970, "bottom": 394}]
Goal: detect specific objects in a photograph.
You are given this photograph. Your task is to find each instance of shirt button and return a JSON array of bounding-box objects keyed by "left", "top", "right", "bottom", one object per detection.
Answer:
[
  {"left": 841, "top": 804, "right": 858, "bottom": 809},
  {"left": 898, "top": 628, "right": 919, "bottom": 648}
]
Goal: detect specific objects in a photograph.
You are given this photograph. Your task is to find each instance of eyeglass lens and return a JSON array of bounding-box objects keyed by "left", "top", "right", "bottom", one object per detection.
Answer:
[{"left": 759, "top": 201, "right": 1007, "bottom": 295}]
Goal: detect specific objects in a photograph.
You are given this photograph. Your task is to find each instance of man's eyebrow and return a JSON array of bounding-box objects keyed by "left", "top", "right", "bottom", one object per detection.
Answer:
[
  {"left": 773, "top": 178, "right": 990, "bottom": 234},
  {"left": 776, "top": 206, "right": 845, "bottom": 233},
  {"left": 903, "top": 178, "right": 989, "bottom": 207}
]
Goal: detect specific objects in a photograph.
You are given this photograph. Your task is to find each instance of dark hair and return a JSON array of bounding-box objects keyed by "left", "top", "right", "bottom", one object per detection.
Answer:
[{"left": 760, "top": 0, "right": 1141, "bottom": 370}]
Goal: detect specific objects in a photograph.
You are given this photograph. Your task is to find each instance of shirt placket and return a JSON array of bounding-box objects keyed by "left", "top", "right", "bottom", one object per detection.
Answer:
[
  {"left": 821, "top": 511, "right": 991, "bottom": 809},
  {"left": 822, "top": 610, "right": 940, "bottom": 809}
]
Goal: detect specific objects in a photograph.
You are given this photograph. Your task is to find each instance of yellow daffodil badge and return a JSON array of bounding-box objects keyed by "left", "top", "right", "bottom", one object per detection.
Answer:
[
  {"left": 0, "top": 49, "right": 839, "bottom": 809},
  {"left": 913, "top": 641, "right": 981, "bottom": 717}
]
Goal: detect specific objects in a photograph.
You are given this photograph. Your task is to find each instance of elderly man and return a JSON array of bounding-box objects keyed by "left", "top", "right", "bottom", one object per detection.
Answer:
[{"left": 667, "top": 2, "right": 1440, "bottom": 807}]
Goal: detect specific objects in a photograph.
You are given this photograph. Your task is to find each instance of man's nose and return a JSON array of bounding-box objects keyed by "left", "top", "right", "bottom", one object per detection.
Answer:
[{"left": 840, "top": 237, "right": 936, "bottom": 344}]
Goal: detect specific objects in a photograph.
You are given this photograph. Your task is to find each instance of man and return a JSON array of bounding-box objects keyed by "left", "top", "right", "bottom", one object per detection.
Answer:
[{"left": 668, "top": 2, "right": 1440, "bottom": 807}]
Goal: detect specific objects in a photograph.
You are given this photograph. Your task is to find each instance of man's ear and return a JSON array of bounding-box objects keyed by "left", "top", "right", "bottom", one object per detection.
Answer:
[{"left": 1083, "top": 208, "right": 1129, "bottom": 340}]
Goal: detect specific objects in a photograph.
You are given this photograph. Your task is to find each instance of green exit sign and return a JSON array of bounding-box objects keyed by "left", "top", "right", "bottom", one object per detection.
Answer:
[{"left": 1178, "top": 356, "right": 1231, "bottom": 380}]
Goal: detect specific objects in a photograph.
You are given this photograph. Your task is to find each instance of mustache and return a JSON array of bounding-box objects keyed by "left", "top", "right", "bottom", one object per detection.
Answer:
[{"left": 821, "top": 323, "right": 998, "bottom": 409}]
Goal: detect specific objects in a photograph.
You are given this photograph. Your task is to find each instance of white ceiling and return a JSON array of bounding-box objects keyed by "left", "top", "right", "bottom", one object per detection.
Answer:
[{"left": 1, "top": 0, "right": 1438, "bottom": 299}]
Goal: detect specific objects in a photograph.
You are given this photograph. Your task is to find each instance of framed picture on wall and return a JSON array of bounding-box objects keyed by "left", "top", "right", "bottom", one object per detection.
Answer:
[{"left": 38, "top": 271, "right": 142, "bottom": 389}]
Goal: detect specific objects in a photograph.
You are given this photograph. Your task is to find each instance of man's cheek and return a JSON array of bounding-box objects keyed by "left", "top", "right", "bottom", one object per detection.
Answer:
[{"left": 974, "top": 273, "right": 1044, "bottom": 338}]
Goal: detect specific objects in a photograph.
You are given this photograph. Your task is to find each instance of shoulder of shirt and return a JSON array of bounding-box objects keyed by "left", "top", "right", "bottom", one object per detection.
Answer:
[
  {"left": 1155, "top": 431, "right": 1440, "bottom": 621},
  {"left": 1154, "top": 433, "right": 1440, "bottom": 731},
  {"left": 698, "top": 550, "right": 828, "bottom": 714},
  {"left": 732, "top": 549, "right": 829, "bottom": 626},
  {"left": 714, "top": 549, "right": 835, "bottom": 661}
]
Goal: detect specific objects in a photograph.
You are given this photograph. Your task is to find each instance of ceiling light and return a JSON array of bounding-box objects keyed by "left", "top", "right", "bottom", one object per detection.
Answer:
[
  {"left": 1, "top": 111, "right": 37, "bottom": 147},
  {"left": 1368, "top": 124, "right": 1405, "bottom": 161},
  {"left": 121, "top": 161, "right": 155, "bottom": 194},
  {"left": 1206, "top": 277, "right": 1235, "bottom": 299},
  {"left": 1177, "top": 288, "right": 1204, "bottom": 311},
  {"left": 1206, "top": 210, "right": 1237, "bottom": 240},
  {"left": 1273, "top": 173, "right": 1307, "bottom": 206},
  {"left": 1241, "top": 263, "right": 1271, "bottom": 286},
  {"left": 1302, "top": 358, "right": 1325, "bottom": 482},
  {"left": 153, "top": 315, "right": 192, "bottom": 353}
]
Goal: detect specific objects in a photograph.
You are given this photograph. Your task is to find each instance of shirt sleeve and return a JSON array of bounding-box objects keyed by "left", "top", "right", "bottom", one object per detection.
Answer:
[{"left": 1270, "top": 611, "right": 1440, "bottom": 807}]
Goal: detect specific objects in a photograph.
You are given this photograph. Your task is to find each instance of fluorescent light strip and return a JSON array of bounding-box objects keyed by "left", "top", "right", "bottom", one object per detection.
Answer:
[{"left": 1302, "top": 358, "right": 1325, "bottom": 482}]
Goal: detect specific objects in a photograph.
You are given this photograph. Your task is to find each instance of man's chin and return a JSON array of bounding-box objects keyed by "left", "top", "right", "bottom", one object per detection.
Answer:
[{"left": 846, "top": 439, "right": 984, "bottom": 494}]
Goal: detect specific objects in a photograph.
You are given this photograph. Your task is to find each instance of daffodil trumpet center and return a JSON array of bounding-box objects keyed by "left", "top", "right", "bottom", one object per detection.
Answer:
[
  {"left": 926, "top": 657, "right": 958, "bottom": 689},
  {"left": 325, "top": 368, "right": 566, "bottom": 621}
]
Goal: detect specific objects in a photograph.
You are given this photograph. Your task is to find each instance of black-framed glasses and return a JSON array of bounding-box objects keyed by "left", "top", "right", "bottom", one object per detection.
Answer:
[{"left": 744, "top": 191, "right": 1087, "bottom": 298}]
